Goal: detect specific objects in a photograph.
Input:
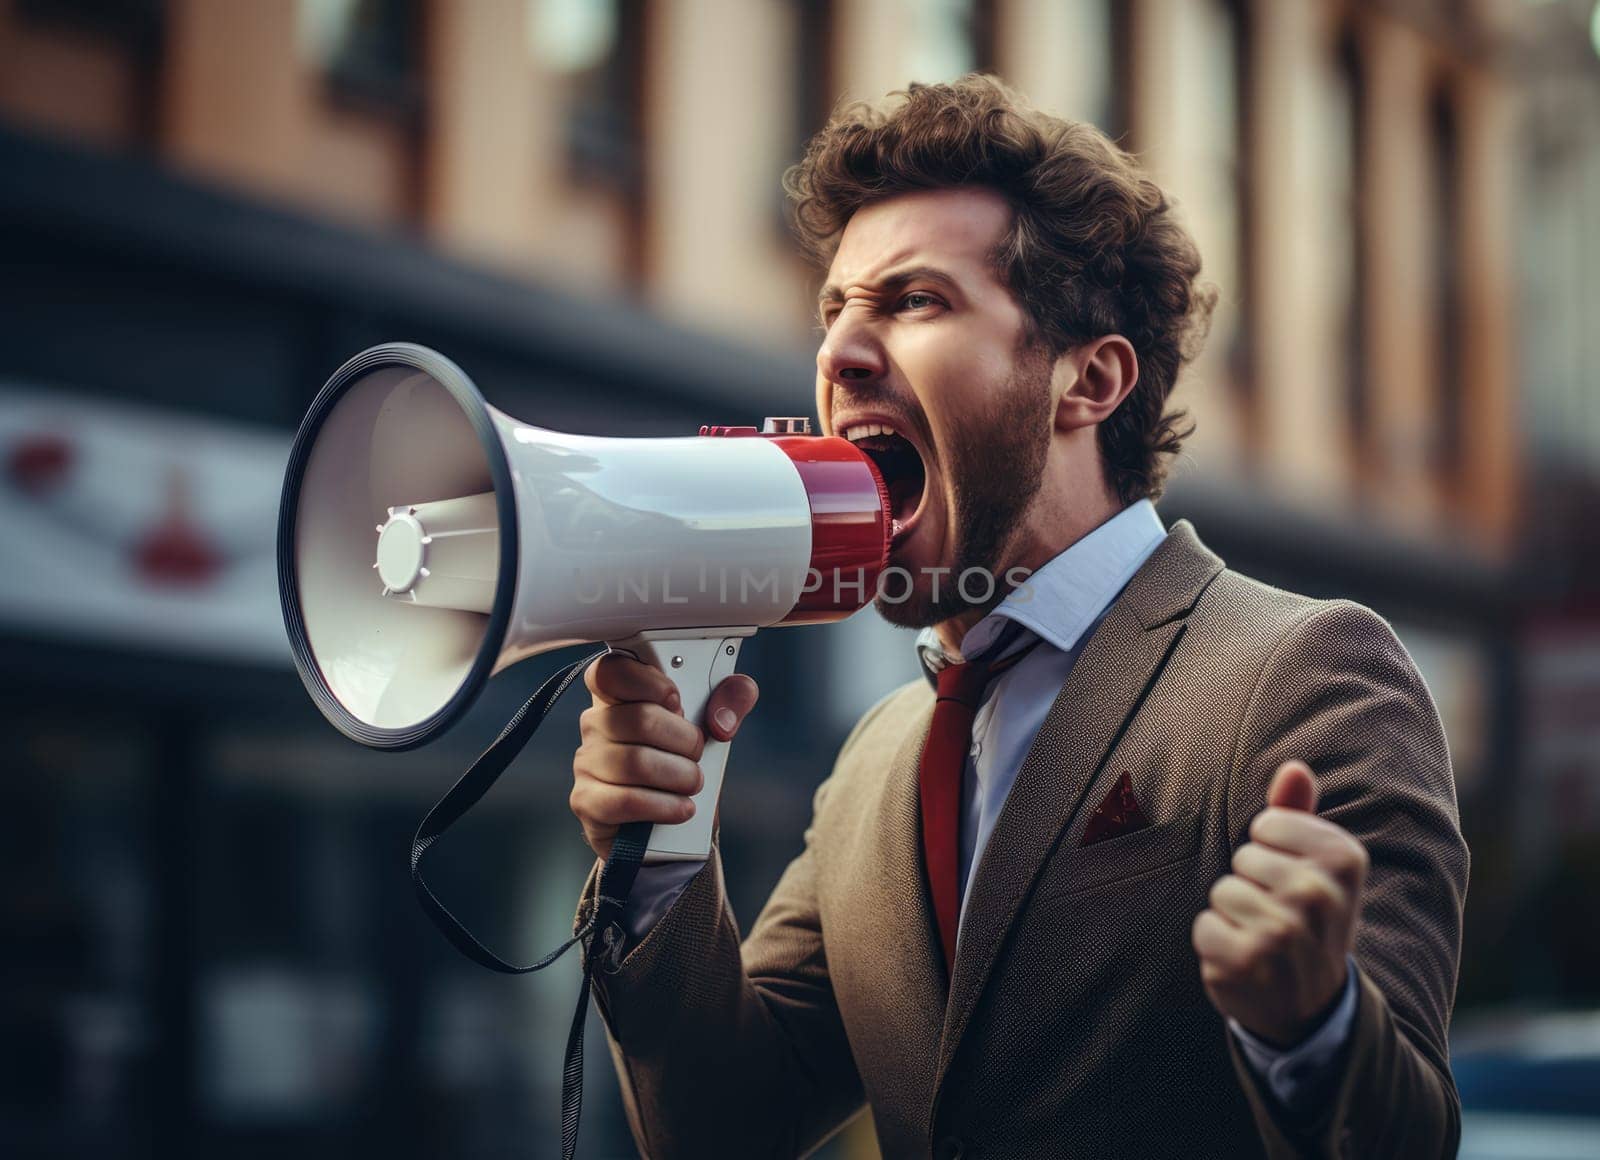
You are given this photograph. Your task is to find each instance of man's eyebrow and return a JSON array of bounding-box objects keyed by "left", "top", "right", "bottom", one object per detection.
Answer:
[{"left": 817, "top": 265, "right": 961, "bottom": 308}]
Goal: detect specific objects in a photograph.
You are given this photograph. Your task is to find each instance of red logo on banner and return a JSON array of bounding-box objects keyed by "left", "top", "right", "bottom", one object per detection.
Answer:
[{"left": 134, "top": 469, "right": 222, "bottom": 587}]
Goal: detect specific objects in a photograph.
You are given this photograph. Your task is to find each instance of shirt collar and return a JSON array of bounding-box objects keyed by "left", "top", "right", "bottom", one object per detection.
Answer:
[{"left": 915, "top": 498, "right": 1167, "bottom": 673}]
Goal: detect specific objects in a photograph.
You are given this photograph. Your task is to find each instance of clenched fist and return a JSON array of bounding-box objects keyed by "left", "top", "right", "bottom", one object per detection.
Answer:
[
  {"left": 569, "top": 652, "right": 759, "bottom": 859},
  {"left": 1192, "top": 761, "right": 1368, "bottom": 1047}
]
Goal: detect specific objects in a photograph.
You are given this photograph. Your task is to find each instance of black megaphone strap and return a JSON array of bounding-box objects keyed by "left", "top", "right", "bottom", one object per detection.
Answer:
[{"left": 409, "top": 647, "right": 652, "bottom": 1160}]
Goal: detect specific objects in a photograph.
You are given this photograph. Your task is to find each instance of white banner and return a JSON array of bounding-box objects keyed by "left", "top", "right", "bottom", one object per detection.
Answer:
[{"left": 0, "top": 382, "right": 293, "bottom": 665}]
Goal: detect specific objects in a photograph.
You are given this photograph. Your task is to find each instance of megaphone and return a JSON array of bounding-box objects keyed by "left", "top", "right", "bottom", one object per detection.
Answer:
[{"left": 277, "top": 343, "right": 892, "bottom": 863}]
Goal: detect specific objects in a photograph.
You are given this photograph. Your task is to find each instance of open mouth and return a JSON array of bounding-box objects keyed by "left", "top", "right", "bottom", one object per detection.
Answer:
[{"left": 841, "top": 423, "right": 928, "bottom": 543}]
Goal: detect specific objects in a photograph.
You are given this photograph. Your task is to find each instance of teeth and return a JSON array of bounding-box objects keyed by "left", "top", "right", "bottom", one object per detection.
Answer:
[{"left": 842, "top": 422, "right": 898, "bottom": 442}]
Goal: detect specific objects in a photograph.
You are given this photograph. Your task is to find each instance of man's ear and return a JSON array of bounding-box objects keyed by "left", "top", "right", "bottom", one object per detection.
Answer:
[{"left": 1054, "top": 335, "right": 1139, "bottom": 432}]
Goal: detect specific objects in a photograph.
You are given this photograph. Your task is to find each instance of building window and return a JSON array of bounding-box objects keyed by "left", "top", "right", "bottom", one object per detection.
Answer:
[
  {"left": 1429, "top": 81, "right": 1464, "bottom": 487},
  {"left": 1331, "top": 27, "right": 1369, "bottom": 481},
  {"left": 296, "top": 0, "right": 424, "bottom": 224},
  {"left": 529, "top": 0, "right": 618, "bottom": 73},
  {"left": 1222, "top": 0, "right": 1255, "bottom": 432},
  {"left": 14, "top": 0, "right": 164, "bottom": 143},
  {"left": 904, "top": 0, "right": 995, "bottom": 84},
  {"left": 526, "top": 0, "right": 646, "bottom": 278},
  {"left": 782, "top": 0, "right": 838, "bottom": 242},
  {"left": 18, "top": 0, "right": 163, "bottom": 56},
  {"left": 299, "top": 0, "right": 422, "bottom": 116},
  {"left": 1003, "top": 0, "right": 1121, "bottom": 137},
  {"left": 528, "top": 0, "right": 643, "bottom": 191},
  {"left": 1170, "top": 0, "right": 1255, "bottom": 450},
  {"left": 1105, "top": 0, "right": 1131, "bottom": 142},
  {"left": 793, "top": 0, "right": 836, "bottom": 151}
]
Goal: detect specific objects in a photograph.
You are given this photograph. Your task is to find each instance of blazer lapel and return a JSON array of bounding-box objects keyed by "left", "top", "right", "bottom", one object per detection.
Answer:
[
  {"left": 875, "top": 694, "right": 950, "bottom": 1008},
  {"left": 832, "top": 687, "right": 950, "bottom": 1130},
  {"left": 934, "top": 521, "right": 1224, "bottom": 1084}
]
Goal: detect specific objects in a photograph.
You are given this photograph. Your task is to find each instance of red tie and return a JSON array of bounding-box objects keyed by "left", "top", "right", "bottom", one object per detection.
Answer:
[{"left": 919, "top": 659, "right": 994, "bottom": 971}]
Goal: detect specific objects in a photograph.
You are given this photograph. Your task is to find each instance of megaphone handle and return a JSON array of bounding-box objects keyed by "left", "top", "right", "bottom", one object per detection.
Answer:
[{"left": 606, "top": 628, "right": 756, "bottom": 864}]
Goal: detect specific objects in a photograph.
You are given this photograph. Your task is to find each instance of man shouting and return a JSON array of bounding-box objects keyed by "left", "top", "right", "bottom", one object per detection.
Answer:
[{"left": 569, "top": 76, "right": 1468, "bottom": 1159}]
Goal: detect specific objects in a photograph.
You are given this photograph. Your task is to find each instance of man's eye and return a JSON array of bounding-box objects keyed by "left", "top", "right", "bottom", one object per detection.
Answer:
[{"left": 900, "top": 292, "right": 939, "bottom": 312}]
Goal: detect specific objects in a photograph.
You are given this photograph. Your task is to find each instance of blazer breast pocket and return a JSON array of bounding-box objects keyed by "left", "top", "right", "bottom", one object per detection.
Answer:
[{"left": 1033, "top": 809, "right": 1205, "bottom": 902}]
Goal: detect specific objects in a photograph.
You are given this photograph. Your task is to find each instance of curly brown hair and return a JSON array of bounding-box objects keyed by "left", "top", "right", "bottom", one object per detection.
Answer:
[{"left": 784, "top": 74, "right": 1217, "bottom": 505}]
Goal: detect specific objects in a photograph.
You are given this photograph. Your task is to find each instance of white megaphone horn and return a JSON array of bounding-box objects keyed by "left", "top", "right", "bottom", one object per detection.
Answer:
[{"left": 277, "top": 343, "right": 892, "bottom": 864}]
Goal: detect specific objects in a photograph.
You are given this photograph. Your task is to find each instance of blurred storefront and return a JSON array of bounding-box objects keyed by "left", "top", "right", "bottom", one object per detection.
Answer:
[{"left": 1, "top": 0, "right": 1595, "bottom": 1157}]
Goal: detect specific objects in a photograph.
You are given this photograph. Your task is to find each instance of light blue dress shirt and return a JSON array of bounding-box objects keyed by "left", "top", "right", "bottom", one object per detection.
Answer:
[
  {"left": 616, "top": 499, "right": 1355, "bottom": 1109},
  {"left": 911, "top": 496, "right": 1171, "bottom": 949}
]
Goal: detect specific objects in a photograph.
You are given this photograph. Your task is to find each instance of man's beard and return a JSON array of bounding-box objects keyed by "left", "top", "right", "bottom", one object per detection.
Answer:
[{"left": 874, "top": 343, "right": 1055, "bottom": 629}]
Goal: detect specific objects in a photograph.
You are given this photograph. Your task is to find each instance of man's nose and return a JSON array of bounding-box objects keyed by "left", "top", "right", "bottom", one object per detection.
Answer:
[{"left": 816, "top": 314, "right": 885, "bottom": 386}]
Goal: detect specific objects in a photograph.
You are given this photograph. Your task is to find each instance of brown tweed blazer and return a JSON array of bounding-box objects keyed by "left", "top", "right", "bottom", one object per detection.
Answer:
[{"left": 575, "top": 520, "right": 1469, "bottom": 1159}]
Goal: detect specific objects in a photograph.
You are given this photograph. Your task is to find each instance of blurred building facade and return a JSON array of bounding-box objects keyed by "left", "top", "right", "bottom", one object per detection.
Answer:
[
  {"left": 0, "top": 1, "right": 1595, "bottom": 1157},
  {"left": 0, "top": 0, "right": 1531, "bottom": 543}
]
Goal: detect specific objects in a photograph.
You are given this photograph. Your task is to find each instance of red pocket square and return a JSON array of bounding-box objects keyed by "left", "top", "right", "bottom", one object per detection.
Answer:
[{"left": 1081, "top": 771, "right": 1151, "bottom": 846}]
